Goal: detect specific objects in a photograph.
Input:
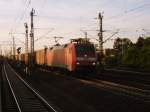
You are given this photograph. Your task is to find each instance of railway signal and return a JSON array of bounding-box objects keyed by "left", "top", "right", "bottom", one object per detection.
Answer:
[{"left": 17, "top": 47, "right": 21, "bottom": 54}]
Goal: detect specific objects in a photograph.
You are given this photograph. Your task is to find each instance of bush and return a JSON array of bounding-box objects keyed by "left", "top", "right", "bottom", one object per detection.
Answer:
[
  {"left": 105, "top": 56, "right": 118, "bottom": 66},
  {"left": 122, "top": 46, "right": 139, "bottom": 67}
]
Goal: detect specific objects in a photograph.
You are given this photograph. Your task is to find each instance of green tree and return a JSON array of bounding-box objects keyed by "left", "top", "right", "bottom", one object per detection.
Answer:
[
  {"left": 113, "top": 37, "right": 132, "bottom": 65},
  {"left": 122, "top": 37, "right": 150, "bottom": 71},
  {"left": 113, "top": 38, "right": 122, "bottom": 51},
  {"left": 113, "top": 38, "right": 132, "bottom": 51},
  {"left": 143, "top": 37, "right": 150, "bottom": 47},
  {"left": 136, "top": 37, "right": 144, "bottom": 48},
  {"left": 123, "top": 46, "right": 139, "bottom": 67}
]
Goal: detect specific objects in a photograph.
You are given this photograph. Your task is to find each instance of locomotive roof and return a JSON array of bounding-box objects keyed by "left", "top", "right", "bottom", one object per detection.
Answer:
[
  {"left": 49, "top": 42, "right": 94, "bottom": 50},
  {"left": 49, "top": 44, "right": 68, "bottom": 50}
]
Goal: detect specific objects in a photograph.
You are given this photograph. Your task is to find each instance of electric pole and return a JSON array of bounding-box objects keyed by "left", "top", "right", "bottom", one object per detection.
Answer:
[
  {"left": 30, "top": 8, "right": 35, "bottom": 69},
  {"left": 85, "top": 31, "right": 88, "bottom": 42},
  {"left": 98, "top": 12, "right": 104, "bottom": 62},
  {"left": 9, "top": 31, "right": 15, "bottom": 59},
  {"left": 12, "top": 36, "right": 16, "bottom": 60},
  {"left": 24, "top": 23, "right": 28, "bottom": 65}
]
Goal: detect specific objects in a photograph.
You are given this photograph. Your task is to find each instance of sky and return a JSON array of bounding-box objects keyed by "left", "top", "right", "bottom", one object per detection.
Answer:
[{"left": 0, "top": 0, "right": 150, "bottom": 53}]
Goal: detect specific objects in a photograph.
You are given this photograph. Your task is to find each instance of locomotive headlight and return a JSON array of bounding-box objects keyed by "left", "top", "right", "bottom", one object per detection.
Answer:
[
  {"left": 76, "top": 62, "right": 80, "bottom": 65},
  {"left": 92, "top": 62, "right": 96, "bottom": 66}
]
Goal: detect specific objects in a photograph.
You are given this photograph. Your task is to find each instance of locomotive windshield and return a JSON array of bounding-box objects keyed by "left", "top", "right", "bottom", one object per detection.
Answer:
[{"left": 75, "top": 44, "right": 95, "bottom": 56}]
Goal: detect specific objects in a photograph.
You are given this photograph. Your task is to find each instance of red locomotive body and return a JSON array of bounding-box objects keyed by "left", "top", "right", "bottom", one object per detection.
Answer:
[
  {"left": 46, "top": 43, "right": 76, "bottom": 71},
  {"left": 45, "top": 42, "right": 97, "bottom": 71}
]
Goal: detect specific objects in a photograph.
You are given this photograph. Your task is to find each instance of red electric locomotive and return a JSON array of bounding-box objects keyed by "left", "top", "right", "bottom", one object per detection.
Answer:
[{"left": 45, "top": 38, "right": 97, "bottom": 72}]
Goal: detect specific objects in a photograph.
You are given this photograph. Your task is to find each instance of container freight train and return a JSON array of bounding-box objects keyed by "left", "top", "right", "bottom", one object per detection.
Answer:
[{"left": 15, "top": 39, "right": 98, "bottom": 72}]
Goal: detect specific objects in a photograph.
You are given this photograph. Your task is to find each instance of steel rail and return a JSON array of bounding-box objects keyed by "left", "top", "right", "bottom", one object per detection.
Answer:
[
  {"left": 5, "top": 62, "right": 59, "bottom": 112},
  {"left": 3, "top": 64, "right": 22, "bottom": 112},
  {"left": 39, "top": 68, "right": 150, "bottom": 101},
  {"left": 105, "top": 68, "right": 150, "bottom": 76}
]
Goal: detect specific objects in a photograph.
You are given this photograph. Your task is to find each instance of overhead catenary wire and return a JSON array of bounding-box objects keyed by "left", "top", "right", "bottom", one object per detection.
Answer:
[
  {"left": 11, "top": 0, "right": 31, "bottom": 34},
  {"left": 34, "top": 28, "right": 54, "bottom": 42},
  {"left": 101, "top": 1, "right": 150, "bottom": 39},
  {"left": 13, "top": 0, "right": 29, "bottom": 24},
  {"left": 105, "top": 2, "right": 150, "bottom": 21}
]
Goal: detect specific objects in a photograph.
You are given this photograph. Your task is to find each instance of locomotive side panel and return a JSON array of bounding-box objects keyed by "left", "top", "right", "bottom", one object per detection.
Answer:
[
  {"left": 52, "top": 48, "right": 66, "bottom": 68},
  {"left": 65, "top": 44, "right": 76, "bottom": 71}
]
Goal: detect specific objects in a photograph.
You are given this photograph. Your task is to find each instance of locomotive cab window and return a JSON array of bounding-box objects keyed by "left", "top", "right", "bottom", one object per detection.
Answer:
[{"left": 75, "top": 44, "right": 95, "bottom": 56}]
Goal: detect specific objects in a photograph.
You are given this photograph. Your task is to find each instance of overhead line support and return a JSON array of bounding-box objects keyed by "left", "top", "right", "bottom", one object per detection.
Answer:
[
  {"left": 30, "top": 8, "right": 35, "bottom": 73},
  {"left": 24, "top": 23, "right": 28, "bottom": 65},
  {"left": 98, "top": 12, "right": 104, "bottom": 62}
]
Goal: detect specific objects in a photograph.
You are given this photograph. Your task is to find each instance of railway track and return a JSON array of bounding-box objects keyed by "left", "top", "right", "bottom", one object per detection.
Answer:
[
  {"left": 102, "top": 68, "right": 150, "bottom": 89},
  {"left": 39, "top": 68, "right": 150, "bottom": 102},
  {"left": 78, "top": 77, "right": 150, "bottom": 101},
  {"left": 2, "top": 62, "right": 59, "bottom": 112},
  {"left": 105, "top": 66, "right": 150, "bottom": 74},
  {"left": 105, "top": 67, "right": 150, "bottom": 78},
  {"left": 9, "top": 65, "right": 150, "bottom": 112},
  {"left": 2, "top": 65, "right": 19, "bottom": 112}
]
